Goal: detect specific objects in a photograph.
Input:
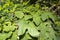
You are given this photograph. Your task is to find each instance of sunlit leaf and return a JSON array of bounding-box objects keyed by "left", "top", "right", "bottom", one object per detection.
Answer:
[
  {"left": 15, "top": 11, "right": 24, "bottom": 19},
  {"left": 33, "top": 14, "right": 42, "bottom": 25},
  {"left": 17, "top": 20, "right": 28, "bottom": 35},
  {"left": 24, "top": 15, "right": 32, "bottom": 20},
  {"left": 28, "top": 22, "right": 40, "bottom": 37}
]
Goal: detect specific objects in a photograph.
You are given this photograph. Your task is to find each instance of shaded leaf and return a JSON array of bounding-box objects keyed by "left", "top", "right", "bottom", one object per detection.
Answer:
[{"left": 38, "top": 22, "right": 57, "bottom": 40}]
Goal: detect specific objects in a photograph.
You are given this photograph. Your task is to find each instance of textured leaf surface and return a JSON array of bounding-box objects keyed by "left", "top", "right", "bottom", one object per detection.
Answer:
[
  {"left": 10, "top": 31, "right": 18, "bottom": 40},
  {"left": 38, "top": 22, "right": 57, "bottom": 40},
  {"left": 18, "top": 20, "right": 28, "bottom": 35},
  {"left": 28, "top": 22, "right": 40, "bottom": 37},
  {"left": 40, "top": 12, "right": 48, "bottom": 21},
  {"left": 33, "top": 14, "right": 42, "bottom": 25},
  {"left": 15, "top": 11, "right": 24, "bottom": 19},
  {"left": 3, "top": 22, "right": 15, "bottom": 32},
  {"left": 0, "top": 32, "right": 12, "bottom": 40},
  {"left": 21, "top": 32, "right": 31, "bottom": 40},
  {"left": 24, "top": 15, "right": 32, "bottom": 20}
]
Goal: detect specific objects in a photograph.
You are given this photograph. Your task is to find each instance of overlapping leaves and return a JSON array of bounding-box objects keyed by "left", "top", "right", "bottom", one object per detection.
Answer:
[
  {"left": 0, "top": 0, "right": 59, "bottom": 40},
  {"left": 15, "top": 5, "right": 57, "bottom": 40}
]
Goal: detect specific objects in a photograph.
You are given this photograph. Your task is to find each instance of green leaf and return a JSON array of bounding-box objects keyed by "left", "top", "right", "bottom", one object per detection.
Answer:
[
  {"left": 28, "top": 22, "right": 40, "bottom": 37},
  {"left": 33, "top": 14, "right": 42, "bottom": 25},
  {"left": 15, "top": 11, "right": 24, "bottom": 19},
  {"left": 0, "top": 26, "right": 2, "bottom": 31},
  {"left": 3, "top": 22, "right": 15, "bottom": 32},
  {"left": 18, "top": 20, "right": 40, "bottom": 37},
  {"left": 56, "top": 35, "right": 60, "bottom": 40},
  {"left": 18, "top": 20, "right": 28, "bottom": 35},
  {"left": 0, "top": 32, "right": 12, "bottom": 40},
  {"left": 47, "top": 12, "right": 56, "bottom": 22},
  {"left": 24, "top": 15, "right": 32, "bottom": 20},
  {"left": 40, "top": 13, "right": 48, "bottom": 21},
  {"left": 10, "top": 31, "right": 18, "bottom": 40},
  {"left": 22, "top": 0, "right": 30, "bottom": 6},
  {"left": 21, "top": 32, "right": 32, "bottom": 40},
  {"left": 38, "top": 22, "right": 57, "bottom": 40}
]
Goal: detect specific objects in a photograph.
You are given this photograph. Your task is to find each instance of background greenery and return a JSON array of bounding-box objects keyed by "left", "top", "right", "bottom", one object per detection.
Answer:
[{"left": 0, "top": 0, "right": 60, "bottom": 40}]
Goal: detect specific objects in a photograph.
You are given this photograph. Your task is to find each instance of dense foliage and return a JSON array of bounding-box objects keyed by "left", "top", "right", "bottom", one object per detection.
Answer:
[{"left": 0, "top": 0, "right": 60, "bottom": 40}]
